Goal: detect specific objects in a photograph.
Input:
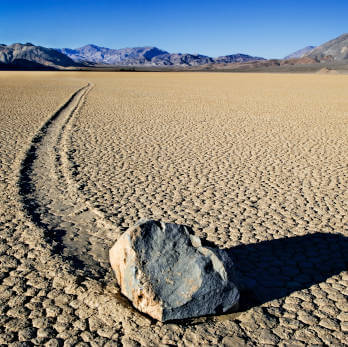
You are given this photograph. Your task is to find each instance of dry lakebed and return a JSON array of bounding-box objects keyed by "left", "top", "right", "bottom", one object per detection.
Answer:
[{"left": 0, "top": 71, "right": 347, "bottom": 346}]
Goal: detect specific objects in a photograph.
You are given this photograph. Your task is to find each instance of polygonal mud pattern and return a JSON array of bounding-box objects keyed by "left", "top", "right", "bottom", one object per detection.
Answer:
[{"left": 0, "top": 72, "right": 347, "bottom": 345}]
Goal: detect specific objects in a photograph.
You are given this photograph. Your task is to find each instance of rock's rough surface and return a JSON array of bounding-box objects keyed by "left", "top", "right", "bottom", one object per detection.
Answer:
[{"left": 109, "top": 220, "right": 240, "bottom": 321}]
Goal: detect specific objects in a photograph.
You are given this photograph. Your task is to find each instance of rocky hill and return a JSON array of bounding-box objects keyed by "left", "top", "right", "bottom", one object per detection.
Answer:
[
  {"left": 305, "top": 33, "right": 348, "bottom": 62},
  {"left": 151, "top": 53, "right": 214, "bottom": 66},
  {"left": 284, "top": 46, "right": 315, "bottom": 59},
  {"left": 0, "top": 43, "right": 77, "bottom": 69},
  {"left": 214, "top": 53, "right": 264, "bottom": 64},
  {"left": 57, "top": 44, "right": 264, "bottom": 66}
]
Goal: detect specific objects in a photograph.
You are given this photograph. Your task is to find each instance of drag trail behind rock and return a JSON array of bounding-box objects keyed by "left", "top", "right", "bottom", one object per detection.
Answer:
[{"left": 18, "top": 82, "right": 117, "bottom": 280}]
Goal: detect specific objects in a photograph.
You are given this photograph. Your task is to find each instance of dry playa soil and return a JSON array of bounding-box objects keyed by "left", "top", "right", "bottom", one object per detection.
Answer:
[{"left": 0, "top": 71, "right": 347, "bottom": 346}]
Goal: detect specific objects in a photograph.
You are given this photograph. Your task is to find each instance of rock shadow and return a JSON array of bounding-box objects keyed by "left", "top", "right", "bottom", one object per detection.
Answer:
[{"left": 225, "top": 232, "right": 348, "bottom": 309}]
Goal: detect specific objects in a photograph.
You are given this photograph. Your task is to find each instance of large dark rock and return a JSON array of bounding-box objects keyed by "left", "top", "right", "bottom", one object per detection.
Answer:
[{"left": 109, "top": 220, "right": 240, "bottom": 321}]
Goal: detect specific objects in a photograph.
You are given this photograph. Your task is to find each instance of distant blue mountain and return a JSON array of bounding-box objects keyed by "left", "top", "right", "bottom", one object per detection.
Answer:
[
  {"left": 57, "top": 44, "right": 265, "bottom": 66},
  {"left": 58, "top": 45, "right": 168, "bottom": 65},
  {"left": 284, "top": 46, "right": 315, "bottom": 59}
]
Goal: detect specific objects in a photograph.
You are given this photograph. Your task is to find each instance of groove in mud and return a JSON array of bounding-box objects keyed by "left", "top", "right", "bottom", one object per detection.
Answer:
[
  {"left": 18, "top": 83, "right": 115, "bottom": 280},
  {"left": 19, "top": 86, "right": 88, "bottom": 251}
]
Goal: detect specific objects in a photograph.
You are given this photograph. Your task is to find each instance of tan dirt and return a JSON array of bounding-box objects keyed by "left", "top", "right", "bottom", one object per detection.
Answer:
[{"left": 0, "top": 71, "right": 347, "bottom": 345}]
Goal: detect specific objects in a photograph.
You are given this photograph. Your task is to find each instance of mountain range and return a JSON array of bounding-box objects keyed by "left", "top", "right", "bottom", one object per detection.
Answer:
[
  {"left": 57, "top": 45, "right": 264, "bottom": 66},
  {"left": 59, "top": 45, "right": 168, "bottom": 65},
  {"left": 0, "top": 33, "right": 347, "bottom": 70}
]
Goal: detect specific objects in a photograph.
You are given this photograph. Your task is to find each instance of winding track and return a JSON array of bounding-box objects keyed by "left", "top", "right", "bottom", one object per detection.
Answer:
[{"left": 18, "top": 82, "right": 117, "bottom": 280}]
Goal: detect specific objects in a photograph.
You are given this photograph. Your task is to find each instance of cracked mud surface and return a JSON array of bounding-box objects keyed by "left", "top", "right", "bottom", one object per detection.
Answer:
[{"left": 0, "top": 71, "right": 347, "bottom": 346}]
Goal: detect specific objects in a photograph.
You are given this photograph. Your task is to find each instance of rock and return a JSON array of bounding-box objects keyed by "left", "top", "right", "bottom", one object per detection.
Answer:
[{"left": 109, "top": 220, "right": 240, "bottom": 321}]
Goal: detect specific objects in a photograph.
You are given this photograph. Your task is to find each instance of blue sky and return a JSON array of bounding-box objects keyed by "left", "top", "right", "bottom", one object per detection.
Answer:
[{"left": 1, "top": 0, "right": 347, "bottom": 59}]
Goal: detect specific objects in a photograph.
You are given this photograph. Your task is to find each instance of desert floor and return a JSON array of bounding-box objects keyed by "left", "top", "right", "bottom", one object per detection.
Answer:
[{"left": 0, "top": 71, "right": 347, "bottom": 346}]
